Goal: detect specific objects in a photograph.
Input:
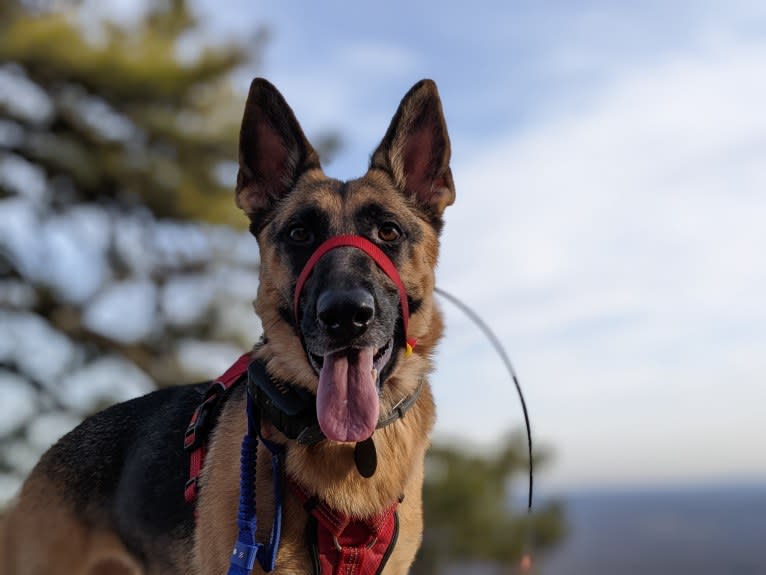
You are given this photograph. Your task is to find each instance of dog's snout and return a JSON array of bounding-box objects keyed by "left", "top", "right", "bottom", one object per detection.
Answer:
[{"left": 317, "top": 288, "right": 375, "bottom": 341}]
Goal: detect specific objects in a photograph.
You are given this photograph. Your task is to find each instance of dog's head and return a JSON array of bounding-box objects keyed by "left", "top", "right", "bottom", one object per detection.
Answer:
[{"left": 236, "top": 79, "right": 454, "bottom": 443}]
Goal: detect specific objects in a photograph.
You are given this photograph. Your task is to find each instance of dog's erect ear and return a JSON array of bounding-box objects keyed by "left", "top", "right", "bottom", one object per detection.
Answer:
[
  {"left": 370, "top": 79, "right": 455, "bottom": 217},
  {"left": 236, "top": 78, "right": 320, "bottom": 227}
]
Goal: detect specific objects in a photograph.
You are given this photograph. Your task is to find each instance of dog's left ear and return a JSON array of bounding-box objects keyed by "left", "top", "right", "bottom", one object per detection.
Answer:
[
  {"left": 236, "top": 78, "right": 320, "bottom": 230},
  {"left": 370, "top": 79, "right": 455, "bottom": 217}
]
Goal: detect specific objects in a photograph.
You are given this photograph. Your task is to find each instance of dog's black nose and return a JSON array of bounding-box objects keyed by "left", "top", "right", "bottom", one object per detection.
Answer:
[{"left": 317, "top": 288, "right": 375, "bottom": 341}]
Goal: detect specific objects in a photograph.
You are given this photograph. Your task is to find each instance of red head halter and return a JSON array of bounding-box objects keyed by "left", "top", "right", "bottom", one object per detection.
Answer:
[{"left": 292, "top": 235, "right": 416, "bottom": 355}]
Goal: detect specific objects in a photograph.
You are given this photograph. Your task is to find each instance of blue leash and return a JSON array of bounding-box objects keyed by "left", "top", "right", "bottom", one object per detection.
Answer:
[{"left": 227, "top": 391, "right": 284, "bottom": 574}]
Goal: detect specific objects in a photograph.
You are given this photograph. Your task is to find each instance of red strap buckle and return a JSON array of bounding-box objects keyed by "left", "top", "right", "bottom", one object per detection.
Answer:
[
  {"left": 183, "top": 384, "right": 224, "bottom": 451},
  {"left": 184, "top": 353, "right": 252, "bottom": 505}
]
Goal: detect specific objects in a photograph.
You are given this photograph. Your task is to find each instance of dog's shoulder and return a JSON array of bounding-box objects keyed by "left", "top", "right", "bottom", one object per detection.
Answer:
[{"left": 35, "top": 381, "right": 243, "bottom": 548}]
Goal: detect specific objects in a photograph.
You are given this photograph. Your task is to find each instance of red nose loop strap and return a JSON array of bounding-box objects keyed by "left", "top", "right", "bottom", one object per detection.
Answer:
[{"left": 293, "top": 235, "right": 416, "bottom": 354}]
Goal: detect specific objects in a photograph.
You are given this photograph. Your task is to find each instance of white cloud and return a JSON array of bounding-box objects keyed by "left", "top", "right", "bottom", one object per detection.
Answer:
[
  {"left": 336, "top": 41, "right": 422, "bottom": 79},
  {"left": 432, "top": 36, "right": 766, "bottom": 489}
]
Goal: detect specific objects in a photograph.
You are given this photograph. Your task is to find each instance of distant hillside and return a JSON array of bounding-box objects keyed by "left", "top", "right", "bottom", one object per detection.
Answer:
[{"left": 539, "top": 484, "right": 766, "bottom": 575}]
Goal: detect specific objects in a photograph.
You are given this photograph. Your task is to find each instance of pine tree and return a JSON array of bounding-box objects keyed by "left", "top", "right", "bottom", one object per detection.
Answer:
[
  {"left": 413, "top": 434, "right": 565, "bottom": 573},
  {"left": 0, "top": 0, "right": 275, "bottom": 494}
]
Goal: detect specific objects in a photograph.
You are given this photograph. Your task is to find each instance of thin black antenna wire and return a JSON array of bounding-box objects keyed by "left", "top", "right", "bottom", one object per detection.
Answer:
[{"left": 434, "top": 287, "right": 534, "bottom": 512}]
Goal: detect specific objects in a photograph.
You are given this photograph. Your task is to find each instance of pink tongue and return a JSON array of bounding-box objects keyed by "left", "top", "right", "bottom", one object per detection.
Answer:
[{"left": 317, "top": 347, "right": 380, "bottom": 442}]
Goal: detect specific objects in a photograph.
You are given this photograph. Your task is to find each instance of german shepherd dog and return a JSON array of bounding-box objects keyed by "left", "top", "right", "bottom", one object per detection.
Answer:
[{"left": 1, "top": 78, "right": 455, "bottom": 574}]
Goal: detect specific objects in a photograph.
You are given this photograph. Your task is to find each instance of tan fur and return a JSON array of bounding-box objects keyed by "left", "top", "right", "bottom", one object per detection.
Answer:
[{"left": 2, "top": 476, "right": 145, "bottom": 575}]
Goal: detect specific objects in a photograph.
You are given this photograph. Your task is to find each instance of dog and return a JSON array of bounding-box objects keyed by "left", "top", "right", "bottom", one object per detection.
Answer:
[{"left": 1, "top": 78, "right": 455, "bottom": 575}]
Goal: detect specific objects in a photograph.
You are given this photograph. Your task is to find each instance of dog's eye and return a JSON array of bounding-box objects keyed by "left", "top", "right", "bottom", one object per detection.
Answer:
[
  {"left": 378, "top": 223, "right": 402, "bottom": 243},
  {"left": 288, "top": 226, "right": 312, "bottom": 244}
]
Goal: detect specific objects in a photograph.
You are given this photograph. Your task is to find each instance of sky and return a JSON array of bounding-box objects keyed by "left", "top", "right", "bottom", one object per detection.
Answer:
[
  {"left": 26, "top": 0, "right": 766, "bottom": 492},
  {"left": 186, "top": 0, "right": 766, "bottom": 492}
]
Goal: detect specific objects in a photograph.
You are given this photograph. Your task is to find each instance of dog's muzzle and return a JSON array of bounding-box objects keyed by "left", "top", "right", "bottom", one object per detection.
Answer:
[
  {"left": 292, "top": 234, "right": 415, "bottom": 353},
  {"left": 292, "top": 234, "right": 417, "bottom": 443}
]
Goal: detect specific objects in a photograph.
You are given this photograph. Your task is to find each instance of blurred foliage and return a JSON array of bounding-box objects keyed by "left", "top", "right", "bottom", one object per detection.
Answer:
[
  {"left": 0, "top": 0, "right": 278, "bottom": 489},
  {"left": 0, "top": 0, "right": 251, "bottom": 225},
  {"left": 413, "top": 434, "right": 565, "bottom": 574},
  {"left": 0, "top": 0, "right": 260, "bottom": 380}
]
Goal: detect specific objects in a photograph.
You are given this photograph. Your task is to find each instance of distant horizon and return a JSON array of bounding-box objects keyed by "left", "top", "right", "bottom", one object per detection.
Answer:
[
  {"left": 535, "top": 476, "right": 766, "bottom": 499},
  {"left": 540, "top": 481, "right": 766, "bottom": 575}
]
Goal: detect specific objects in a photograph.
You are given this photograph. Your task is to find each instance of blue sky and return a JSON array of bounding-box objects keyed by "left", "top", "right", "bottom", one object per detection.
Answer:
[{"left": 92, "top": 0, "right": 766, "bottom": 491}]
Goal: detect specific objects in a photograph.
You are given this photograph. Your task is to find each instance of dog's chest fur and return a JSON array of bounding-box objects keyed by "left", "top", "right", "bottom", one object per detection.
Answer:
[{"left": 193, "top": 383, "right": 434, "bottom": 574}]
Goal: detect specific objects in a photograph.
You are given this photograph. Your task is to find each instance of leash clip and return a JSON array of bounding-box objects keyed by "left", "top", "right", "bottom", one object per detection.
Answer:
[{"left": 230, "top": 540, "right": 261, "bottom": 572}]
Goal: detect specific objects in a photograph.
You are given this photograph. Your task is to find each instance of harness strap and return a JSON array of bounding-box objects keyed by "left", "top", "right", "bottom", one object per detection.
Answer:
[
  {"left": 292, "top": 234, "right": 417, "bottom": 353},
  {"left": 184, "top": 353, "right": 253, "bottom": 504},
  {"left": 291, "top": 481, "right": 400, "bottom": 575}
]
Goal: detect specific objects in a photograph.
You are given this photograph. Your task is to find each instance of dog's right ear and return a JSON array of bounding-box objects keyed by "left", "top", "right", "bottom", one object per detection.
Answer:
[
  {"left": 236, "top": 78, "right": 320, "bottom": 231},
  {"left": 370, "top": 79, "right": 455, "bottom": 218}
]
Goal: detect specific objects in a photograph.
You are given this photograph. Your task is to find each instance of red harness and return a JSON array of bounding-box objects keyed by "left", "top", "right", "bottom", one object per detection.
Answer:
[
  {"left": 291, "top": 481, "right": 399, "bottom": 575},
  {"left": 184, "top": 353, "right": 252, "bottom": 504}
]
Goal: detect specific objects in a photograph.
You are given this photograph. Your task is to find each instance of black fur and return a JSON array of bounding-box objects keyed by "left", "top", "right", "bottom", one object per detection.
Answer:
[{"left": 36, "top": 382, "right": 243, "bottom": 566}]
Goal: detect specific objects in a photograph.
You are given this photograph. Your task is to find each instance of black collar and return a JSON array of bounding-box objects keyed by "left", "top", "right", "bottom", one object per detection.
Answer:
[{"left": 246, "top": 359, "right": 423, "bottom": 446}]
